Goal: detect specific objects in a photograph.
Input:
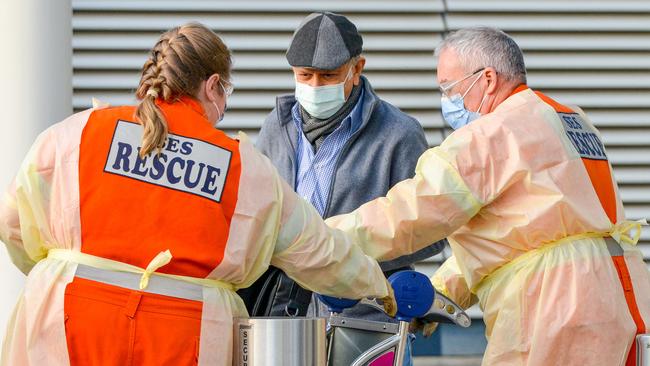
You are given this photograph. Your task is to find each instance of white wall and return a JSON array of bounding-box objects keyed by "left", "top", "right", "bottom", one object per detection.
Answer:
[{"left": 0, "top": 0, "right": 72, "bottom": 341}]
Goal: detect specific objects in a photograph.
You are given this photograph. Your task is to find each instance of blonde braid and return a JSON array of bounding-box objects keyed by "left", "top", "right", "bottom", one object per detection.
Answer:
[
  {"left": 135, "top": 34, "right": 175, "bottom": 157},
  {"left": 134, "top": 23, "right": 233, "bottom": 157}
]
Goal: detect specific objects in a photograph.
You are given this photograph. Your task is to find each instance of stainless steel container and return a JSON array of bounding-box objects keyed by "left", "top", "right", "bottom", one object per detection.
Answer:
[{"left": 234, "top": 317, "right": 327, "bottom": 366}]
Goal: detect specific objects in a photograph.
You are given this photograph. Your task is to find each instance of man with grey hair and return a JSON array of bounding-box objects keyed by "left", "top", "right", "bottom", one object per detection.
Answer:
[
  {"left": 239, "top": 12, "right": 446, "bottom": 364},
  {"left": 325, "top": 26, "right": 650, "bottom": 365}
]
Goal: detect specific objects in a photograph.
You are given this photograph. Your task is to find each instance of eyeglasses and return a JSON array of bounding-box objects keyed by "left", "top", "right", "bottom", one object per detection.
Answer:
[
  {"left": 220, "top": 79, "right": 234, "bottom": 97},
  {"left": 439, "top": 68, "right": 485, "bottom": 97}
]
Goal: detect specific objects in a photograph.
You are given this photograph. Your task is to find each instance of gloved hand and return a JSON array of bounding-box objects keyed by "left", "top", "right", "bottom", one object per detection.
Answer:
[
  {"left": 380, "top": 280, "right": 397, "bottom": 317},
  {"left": 409, "top": 318, "right": 439, "bottom": 337}
]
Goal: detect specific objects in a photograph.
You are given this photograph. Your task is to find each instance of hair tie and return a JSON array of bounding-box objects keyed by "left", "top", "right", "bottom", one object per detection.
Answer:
[{"left": 146, "top": 89, "right": 159, "bottom": 98}]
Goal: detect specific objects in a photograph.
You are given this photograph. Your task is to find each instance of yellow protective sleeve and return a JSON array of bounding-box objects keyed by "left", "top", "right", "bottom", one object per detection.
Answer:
[
  {"left": 325, "top": 147, "right": 483, "bottom": 262},
  {"left": 0, "top": 185, "right": 34, "bottom": 274},
  {"left": 271, "top": 176, "right": 389, "bottom": 299},
  {"left": 431, "top": 255, "right": 477, "bottom": 310}
]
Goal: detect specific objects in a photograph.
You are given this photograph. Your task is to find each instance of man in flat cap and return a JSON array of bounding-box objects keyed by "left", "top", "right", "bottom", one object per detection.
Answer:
[{"left": 240, "top": 11, "right": 445, "bottom": 363}]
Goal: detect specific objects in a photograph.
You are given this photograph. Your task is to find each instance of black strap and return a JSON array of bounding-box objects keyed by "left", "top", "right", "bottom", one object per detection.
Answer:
[
  {"left": 284, "top": 280, "right": 312, "bottom": 317},
  {"left": 237, "top": 267, "right": 312, "bottom": 317}
]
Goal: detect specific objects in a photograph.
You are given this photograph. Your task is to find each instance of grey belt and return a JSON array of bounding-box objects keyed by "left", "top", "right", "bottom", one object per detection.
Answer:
[{"left": 74, "top": 263, "right": 204, "bottom": 301}]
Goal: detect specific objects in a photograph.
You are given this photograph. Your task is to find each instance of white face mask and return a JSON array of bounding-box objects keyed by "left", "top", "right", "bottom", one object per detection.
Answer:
[{"left": 294, "top": 67, "right": 354, "bottom": 119}]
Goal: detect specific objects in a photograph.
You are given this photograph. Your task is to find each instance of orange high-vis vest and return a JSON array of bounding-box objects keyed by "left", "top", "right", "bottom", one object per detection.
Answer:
[
  {"left": 525, "top": 85, "right": 646, "bottom": 366},
  {"left": 68, "top": 97, "right": 241, "bottom": 365},
  {"left": 78, "top": 98, "right": 241, "bottom": 277}
]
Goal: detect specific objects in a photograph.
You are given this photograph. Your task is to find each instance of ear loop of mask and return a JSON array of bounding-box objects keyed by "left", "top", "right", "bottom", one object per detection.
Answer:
[
  {"left": 339, "top": 63, "right": 357, "bottom": 103},
  {"left": 475, "top": 94, "right": 487, "bottom": 114},
  {"left": 211, "top": 81, "right": 228, "bottom": 122},
  {"left": 212, "top": 101, "right": 222, "bottom": 120},
  {"left": 462, "top": 70, "right": 487, "bottom": 114},
  {"left": 345, "top": 64, "right": 355, "bottom": 83}
]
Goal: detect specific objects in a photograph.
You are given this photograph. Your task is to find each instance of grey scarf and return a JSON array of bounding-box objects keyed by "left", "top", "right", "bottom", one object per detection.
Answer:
[{"left": 300, "top": 81, "right": 363, "bottom": 152}]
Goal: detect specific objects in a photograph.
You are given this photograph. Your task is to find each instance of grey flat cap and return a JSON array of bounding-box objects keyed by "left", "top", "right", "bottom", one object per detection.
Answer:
[{"left": 286, "top": 12, "right": 363, "bottom": 70}]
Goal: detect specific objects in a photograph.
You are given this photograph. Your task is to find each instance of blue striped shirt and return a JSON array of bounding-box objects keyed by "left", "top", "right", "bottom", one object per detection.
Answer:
[{"left": 292, "top": 89, "right": 365, "bottom": 216}]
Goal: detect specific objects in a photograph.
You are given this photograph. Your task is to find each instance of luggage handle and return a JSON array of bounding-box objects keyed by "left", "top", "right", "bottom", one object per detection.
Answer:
[{"left": 318, "top": 270, "right": 470, "bottom": 327}]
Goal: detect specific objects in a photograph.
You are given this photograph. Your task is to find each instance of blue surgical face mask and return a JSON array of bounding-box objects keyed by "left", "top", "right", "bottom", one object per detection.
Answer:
[
  {"left": 440, "top": 70, "right": 487, "bottom": 130},
  {"left": 294, "top": 67, "right": 354, "bottom": 119}
]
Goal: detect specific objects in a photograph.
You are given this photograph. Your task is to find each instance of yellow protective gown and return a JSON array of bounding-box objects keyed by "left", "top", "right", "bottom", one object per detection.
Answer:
[
  {"left": 0, "top": 106, "right": 389, "bottom": 366},
  {"left": 326, "top": 87, "right": 650, "bottom": 365}
]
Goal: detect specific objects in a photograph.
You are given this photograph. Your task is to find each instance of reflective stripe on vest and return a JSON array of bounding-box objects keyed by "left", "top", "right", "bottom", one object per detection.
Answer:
[{"left": 50, "top": 248, "right": 233, "bottom": 302}]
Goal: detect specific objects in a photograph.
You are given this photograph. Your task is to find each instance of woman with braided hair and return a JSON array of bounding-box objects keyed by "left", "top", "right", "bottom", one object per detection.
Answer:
[{"left": 0, "top": 22, "right": 395, "bottom": 365}]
